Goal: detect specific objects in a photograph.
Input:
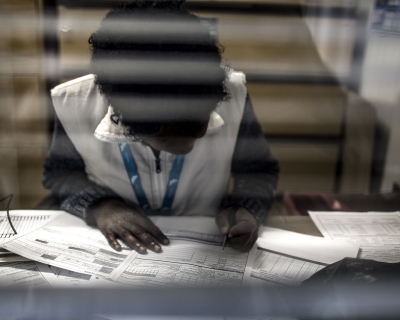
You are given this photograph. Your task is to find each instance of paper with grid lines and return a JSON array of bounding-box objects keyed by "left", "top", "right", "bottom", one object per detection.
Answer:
[
  {"left": 0, "top": 210, "right": 60, "bottom": 244},
  {"left": 113, "top": 241, "right": 255, "bottom": 288},
  {"left": 250, "top": 227, "right": 359, "bottom": 286},
  {"left": 309, "top": 211, "right": 400, "bottom": 262},
  {"left": 2, "top": 212, "right": 255, "bottom": 287}
]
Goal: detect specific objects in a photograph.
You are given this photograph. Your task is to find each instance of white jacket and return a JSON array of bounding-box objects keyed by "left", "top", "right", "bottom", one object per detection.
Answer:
[{"left": 51, "top": 71, "right": 247, "bottom": 217}]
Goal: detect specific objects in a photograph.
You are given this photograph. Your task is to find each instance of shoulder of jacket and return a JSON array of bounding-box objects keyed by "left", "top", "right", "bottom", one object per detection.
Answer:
[
  {"left": 225, "top": 68, "right": 247, "bottom": 99},
  {"left": 51, "top": 74, "right": 97, "bottom": 97},
  {"left": 225, "top": 69, "right": 247, "bottom": 95},
  {"left": 227, "top": 69, "right": 246, "bottom": 86}
]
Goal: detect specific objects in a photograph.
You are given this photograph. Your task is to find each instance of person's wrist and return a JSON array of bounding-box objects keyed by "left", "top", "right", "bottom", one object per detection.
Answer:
[{"left": 89, "top": 198, "right": 124, "bottom": 221}]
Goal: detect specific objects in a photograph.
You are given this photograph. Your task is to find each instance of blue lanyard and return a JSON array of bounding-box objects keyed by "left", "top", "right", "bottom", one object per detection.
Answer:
[{"left": 118, "top": 143, "right": 185, "bottom": 216}]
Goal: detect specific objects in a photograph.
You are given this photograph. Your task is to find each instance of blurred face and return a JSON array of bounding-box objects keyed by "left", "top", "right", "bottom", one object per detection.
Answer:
[{"left": 141, "top": 121, "right": 208, "bottom": 155}]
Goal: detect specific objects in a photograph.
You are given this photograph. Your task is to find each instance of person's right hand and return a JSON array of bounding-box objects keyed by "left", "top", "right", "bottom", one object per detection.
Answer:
[{"left": 90, "top": 199, "right": 169, "bottom": 254}]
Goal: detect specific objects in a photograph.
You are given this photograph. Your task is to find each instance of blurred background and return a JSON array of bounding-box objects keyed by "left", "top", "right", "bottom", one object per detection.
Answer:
[{"left": 0, "top": 0, "right": 399, "bottom": 213}]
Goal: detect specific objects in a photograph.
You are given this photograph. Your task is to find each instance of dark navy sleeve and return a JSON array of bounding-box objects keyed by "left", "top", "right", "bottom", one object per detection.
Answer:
[
  {"left": 42, "top": 116, "right": 121, "bottom": 225},
  {"left": 226, "top": 94, "right": 280, "bottom": 225}
]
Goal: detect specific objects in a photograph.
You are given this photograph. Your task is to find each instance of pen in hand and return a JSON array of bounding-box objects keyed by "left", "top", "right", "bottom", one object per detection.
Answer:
[{"left": 222, "top": 206, "right": 237, "bottom": 252}]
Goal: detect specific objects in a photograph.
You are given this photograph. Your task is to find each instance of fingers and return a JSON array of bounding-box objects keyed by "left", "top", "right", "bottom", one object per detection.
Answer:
[
  {"left": 102, "top": 227, "right": 146, "bottom": 254},
  {"left": 126, "top": 225, "right": 163, "bottom": 253},
  {"left": 215, "top": 209, "right": 232, "bottom": 235},
  {"left": 217, "top": 207, "right": 259, "bottom": 252},
  {"left": 115, "top": 227, "right": 148, "bottom": 254},
  {"left": 143, "top": 223, "right": 170, "bottom": 246},
  {"left": 104, "top": 230, "right": 122, "bottom": 251},
  {"left": 97, "top": 207, "right": 170, "bottom": 253},
  {"left": 228, "top": 232, "right": 258, "bottom": 252},
  {"left": 228, "top": 220, "right": 256, "bottom": 238},
  {"left": 100, "top": 227, "right": 154, "bottom": 254},
  {"left": 227, "top": 220, "right": 258, "bottom": 251},
  {"left": 131, "top": 217, "right": 169, "bottom": 245}
]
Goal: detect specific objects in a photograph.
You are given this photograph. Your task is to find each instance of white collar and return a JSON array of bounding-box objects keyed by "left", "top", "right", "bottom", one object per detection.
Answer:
[{"left": 94, "top": 106, "right": 225, "bottom": 144}]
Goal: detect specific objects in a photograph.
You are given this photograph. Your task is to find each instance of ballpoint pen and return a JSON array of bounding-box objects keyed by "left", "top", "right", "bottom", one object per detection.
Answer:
[{"left": 222, "top": 206, "right": 236, "bottom": 251}]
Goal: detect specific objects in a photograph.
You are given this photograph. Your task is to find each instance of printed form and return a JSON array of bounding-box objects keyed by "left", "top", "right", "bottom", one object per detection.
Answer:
[
  {"left": 114, "top": 242, "right": 254, "bottom": 288},
  {"left": 118, "top": 215, "right": 255, "bottom": 287},
  {"left": 0, "top": 210, "right": 60, "bottom": 243},
  {"left": 2, "top": 213, "right": 255, "bottom": 287},
  {"left": 0, "top": 210, "right": 61, "bottom": 260},
  {"left": 151, "top": 215, "right": 224, "bottom": 244},
  {"left": 35, "top": 263, "right": 119, "bottom": 288},
  {"left": 0, "top": 260, "right": 117, "bottom": 289},
  {"left": 309, "top": 211, "right": 400, "bottom": 262},
  {"left": 251, "top": 227, "right": 359, "bottom": 286},
  {"left": 2, "top": 213, "right": 135, "bottom": 279},
  {"left": 0, "top": 261, "right": 50, "bottom": 288}
]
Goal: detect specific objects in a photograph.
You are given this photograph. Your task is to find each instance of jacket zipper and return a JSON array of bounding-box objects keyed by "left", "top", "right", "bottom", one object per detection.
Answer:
[
  {"left": 155, "top": 157, "right": 161, "bottom": 173},
  {"left": 149, "top": 147, "right": 163, "bottom": 209}
]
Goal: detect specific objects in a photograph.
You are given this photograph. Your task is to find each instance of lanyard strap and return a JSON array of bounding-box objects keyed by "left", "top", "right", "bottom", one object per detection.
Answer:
[
  {"left": 118, "top": 143, "right": 185, "bottom": 216},
  {"left": 160, "top": 153, "right": 185, "bottom": 214}
]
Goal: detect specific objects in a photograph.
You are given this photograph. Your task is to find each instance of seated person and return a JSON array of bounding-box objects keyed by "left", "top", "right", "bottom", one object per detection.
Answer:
[{"left": 43, "top": 0, "right": 279, "bottom": 254}]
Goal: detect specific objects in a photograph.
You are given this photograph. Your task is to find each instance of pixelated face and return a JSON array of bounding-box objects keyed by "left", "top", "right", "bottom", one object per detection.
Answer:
[{"left": 141, "top": 121, "right": 208, "bottom": 154}]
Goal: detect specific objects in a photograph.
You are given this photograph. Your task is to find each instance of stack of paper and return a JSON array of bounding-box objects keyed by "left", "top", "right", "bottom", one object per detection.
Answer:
[
  {"left": 0, "top": 211, "right": 360, "bottom": 291},
  {"left": 251, "top": 226, "right": 359, "bottom": 286},
  {"left": 0, "top": 213, "right": 256, "bottom": 289},
  {"left": 0, "top": 210, "right": 59, "bottom": 262},
  {"left": 309, "top": 211, "right": 400, "bottom": 263}
]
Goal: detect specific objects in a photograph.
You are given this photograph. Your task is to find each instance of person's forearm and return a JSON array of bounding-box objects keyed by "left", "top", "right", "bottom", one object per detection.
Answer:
[
  {"left": 228, "top": 94, "right": 279, "bottom": 225},
  {"left": 43, "top": 117, "right": 121, "bottom": 225},
  {"left": 226, "top": 173, "right": 277, "bottom": 225}
]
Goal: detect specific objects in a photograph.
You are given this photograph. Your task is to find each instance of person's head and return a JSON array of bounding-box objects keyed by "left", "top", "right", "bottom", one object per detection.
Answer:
[{"left": 89, "top": 0, "right": 228, "bottom": 154}]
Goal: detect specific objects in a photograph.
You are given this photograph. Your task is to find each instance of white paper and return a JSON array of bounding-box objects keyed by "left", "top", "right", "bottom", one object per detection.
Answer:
[
  {"left": 0, "top": 260, "right": 116, "bottom": 289},
  {"left": 112, "top": 242, "right": 256, "bottom": 288},
  {"left": 251, "top": 227, "right": 359, "bottom": 286},
  {"left": 3, "top": 213, "right": 255, "bottom": 287},
  {"left": 259, "top": 227, "right": 359, "bottom": 265},
  {"left": 151, "top": 216, "right": 221, "bottom": 235},
  {"left": 0, "top": 256, "right": 31, "bottom": 263},
  {"left": 35, "top": 262, "right": 121, "bottom": 288},
  {"left": 308, "top": 211, "right": 400, "bottom": 262},
  {"left": 107, "top": 216, "right": 255, "bottom": 288},
  {"left": 0, "top": 210, "right": 61, "bottom": 244},
  {"left": 0, "top": 210, "right": 62, "bottom": 262},
  {"left": 0, "top": 261, "right": 50, "bottom": 288},
  {"left": 2, "top": 213, "right": 136, "bottom": 279},
  {"left": 152, "top": 216, "right": 224, "bottom": 245}
]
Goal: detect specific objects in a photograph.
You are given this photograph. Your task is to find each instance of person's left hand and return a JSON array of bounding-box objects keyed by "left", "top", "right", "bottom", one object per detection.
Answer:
[{"left": 215, "top": 207, "right": 258, "bottom": 252}]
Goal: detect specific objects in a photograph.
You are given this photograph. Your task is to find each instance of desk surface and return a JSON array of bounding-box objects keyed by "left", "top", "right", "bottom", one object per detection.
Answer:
[
  {"left": 264, "top": 215, "right": 323, "bottom": 237},
  {"left": 1, "top": 214, "right": 323, "bottom": 263}
]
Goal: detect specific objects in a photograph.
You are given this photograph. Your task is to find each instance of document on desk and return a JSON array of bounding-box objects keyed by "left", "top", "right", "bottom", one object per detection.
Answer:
[
  {"left": 308, "top": 211, "right": 400, "bottom": 262},
  {"left": 0, "top": 260, "right": 114, "bottom": 289},
  {"left": 0, "top": 210, "right": 61, "bottom": 244},
  {"left": 0, "top": 261, "right": 50, "bottom": 288},
  {"left": 35, "top": 262, "right": 120, "bottom": 288},
  {"left": 2, "top": 213, "right": 136, "bottom": 279},
  {"left": 112, "top": 242, "right": 255, "bottom": 288},
  {"left": 2, "top": 213, "right": 255, "bottom": 287},
  {"left": 0, "top": 210, "right": 61, "bottom": 262},
  {"left": 151, "top": 216, "right": 225, "bottom": 244},
  {"left": 250, "top": 227, "right": 359, "bottom": 286},
  {"left": 109, "top": 216, "right": 254, "bottom": 288}
]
